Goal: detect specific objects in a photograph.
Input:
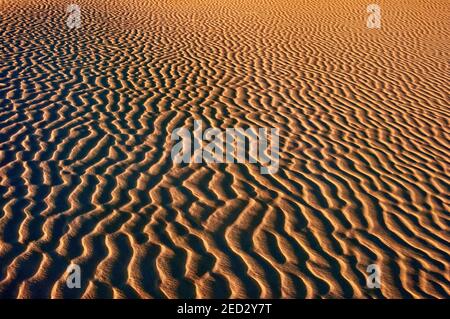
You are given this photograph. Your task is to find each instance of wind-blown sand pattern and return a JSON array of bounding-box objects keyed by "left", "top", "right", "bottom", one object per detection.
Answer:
[{"left": 0, "top": 0, "right": 449, "bottom": 298}]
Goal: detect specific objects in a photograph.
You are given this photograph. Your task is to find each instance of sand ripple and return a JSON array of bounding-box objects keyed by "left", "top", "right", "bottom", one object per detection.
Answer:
[{"left": 0, "top": 0, "right": 449, "bottom": 298}]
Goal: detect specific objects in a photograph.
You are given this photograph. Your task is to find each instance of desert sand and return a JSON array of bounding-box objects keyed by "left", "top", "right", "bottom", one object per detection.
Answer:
[{"left": 0, "top": 0, "right": 449, "bottom": 298}]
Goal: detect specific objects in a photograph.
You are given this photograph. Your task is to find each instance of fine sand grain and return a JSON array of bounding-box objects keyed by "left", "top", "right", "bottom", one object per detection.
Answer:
[{"left": 0, "top": 0, "right": 449, "bottom": 298}]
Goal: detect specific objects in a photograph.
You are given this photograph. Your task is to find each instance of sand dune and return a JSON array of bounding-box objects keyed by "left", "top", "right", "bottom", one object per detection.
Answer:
[{"left": 0, "top": 0, "right": 449, "bottom": 298}]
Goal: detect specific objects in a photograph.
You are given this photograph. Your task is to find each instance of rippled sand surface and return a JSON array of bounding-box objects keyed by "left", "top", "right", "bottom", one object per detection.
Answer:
[{"left": 0, "top": 0, "right": 449, "bottom": 298}]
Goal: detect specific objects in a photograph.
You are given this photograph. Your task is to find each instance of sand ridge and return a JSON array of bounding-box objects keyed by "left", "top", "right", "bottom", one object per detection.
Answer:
[{"left": 0, "top": 0, "right": 449, "bottom": 298}]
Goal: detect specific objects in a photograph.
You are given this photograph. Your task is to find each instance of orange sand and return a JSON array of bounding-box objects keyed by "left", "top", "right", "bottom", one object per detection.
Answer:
[{"left": 0, "top": 0, "right": 449, "bottom": 298}]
